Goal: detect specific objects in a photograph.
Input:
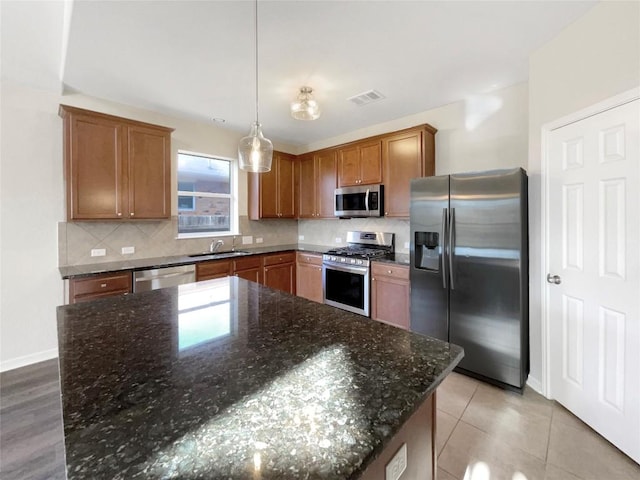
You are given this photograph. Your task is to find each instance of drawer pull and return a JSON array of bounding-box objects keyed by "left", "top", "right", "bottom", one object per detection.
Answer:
[
  {"left": 388, "top": 270, "right": 392, "bottom": 274},
  {"left": 100, "top": 283, "right": 107, "bottom": 288}
]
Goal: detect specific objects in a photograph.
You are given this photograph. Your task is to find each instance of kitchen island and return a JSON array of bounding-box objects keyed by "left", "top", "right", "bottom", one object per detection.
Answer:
[{"left": 56, "top": 277, "right": 463, "bottom": 479}]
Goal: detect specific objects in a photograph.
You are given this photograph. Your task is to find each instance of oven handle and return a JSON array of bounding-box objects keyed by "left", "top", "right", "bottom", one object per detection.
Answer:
[{"left": 322, "top": 263, "right": 369, "bottom": 275}]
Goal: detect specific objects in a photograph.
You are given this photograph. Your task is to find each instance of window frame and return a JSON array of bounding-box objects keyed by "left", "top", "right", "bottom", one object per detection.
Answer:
[{"left": 176, "top": 150, "right": 239, "bottom": 239}]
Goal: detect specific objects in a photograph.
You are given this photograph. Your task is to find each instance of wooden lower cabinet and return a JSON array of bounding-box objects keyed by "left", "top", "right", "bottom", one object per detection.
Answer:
[
  {"left": 68, "top": 271, "right": 132, "bottom": 304},
  {"left": 233, "top": 255, "right": 263, "bottom": 284},
  {"left": 371, "top": 263, "right": 410, "bottom": 330},
  {"left": 296, "top": 252, "right": 323, "bottom": 303},
  {"left": 196, "top": 259, "right": 232, "bottom": 281},
  {"left": 263, "top": 252, "right": 296, "bottom": 294}
]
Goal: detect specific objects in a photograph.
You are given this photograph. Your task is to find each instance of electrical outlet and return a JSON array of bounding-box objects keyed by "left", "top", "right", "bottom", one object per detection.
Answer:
[
  {"left": 242, "top": 235, "right": 253, "bottom": 245},
  {"left": 121, "top": 246, "right": 135, "bottom": 255},
  {"left": 335, "top": 237, "right": 342, "bottom": 244},
  {"left": 298, "top": 235, "right": 305, "bottom": 241},
  {"left": 385, "top": 443, "right": 407, "bottom": 480},
  {"left": 404, "top": 242, "right": 410, "bottom": 249},
  {"left": 256, "top": 237, "right": 263, "bottom": 244},
  {"left": 91, "top": 248, "right": 106, "bottom": 257}
]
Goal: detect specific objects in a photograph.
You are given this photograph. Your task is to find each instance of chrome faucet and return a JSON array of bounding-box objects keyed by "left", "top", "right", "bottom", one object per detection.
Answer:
[{"left": 210, "top": 239, "right": 224, "bottom": 253}]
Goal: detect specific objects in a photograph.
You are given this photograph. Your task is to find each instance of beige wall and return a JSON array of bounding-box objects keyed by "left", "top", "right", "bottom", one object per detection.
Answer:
[
  {"left": 304, "top": 82, "right": 529, "bottom": 176},
  {"left": 527, "top": 0, "right": 640, "bottom": 392},
  {"left": 1, "top": 81, "right": 65, "bottom": 369}
]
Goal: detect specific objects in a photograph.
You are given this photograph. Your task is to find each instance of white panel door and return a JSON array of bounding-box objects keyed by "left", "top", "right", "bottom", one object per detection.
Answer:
[{"left": 548, "top": 98, "right": 639, "bottom": 463}]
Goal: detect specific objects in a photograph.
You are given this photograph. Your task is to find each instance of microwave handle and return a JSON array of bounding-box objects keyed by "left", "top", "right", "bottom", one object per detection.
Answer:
[{"left": 365, "top": 188, "right": 370, "bottom": 211}]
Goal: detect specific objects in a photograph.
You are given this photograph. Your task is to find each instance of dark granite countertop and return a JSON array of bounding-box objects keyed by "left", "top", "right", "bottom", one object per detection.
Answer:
[
  {"left": 58, "top": 243, "right": 329, "bottom": 279},
  {"left": 59, "top": 244, "right": 410, "bottom": 279},
  {"left": 56, "top": 277, "right": 463, "bottom": 479}
]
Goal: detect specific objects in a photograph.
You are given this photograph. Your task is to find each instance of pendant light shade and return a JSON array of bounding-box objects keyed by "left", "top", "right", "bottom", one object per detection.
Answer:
[
  {"left": 291, "top": 86, "right": 321, "bottom": 121},
  {"left": 238, "top": 122, "right": 273, "bottom": 173},
  {"left": 238, "top": 0, "right": 272, "bottom": 173}
]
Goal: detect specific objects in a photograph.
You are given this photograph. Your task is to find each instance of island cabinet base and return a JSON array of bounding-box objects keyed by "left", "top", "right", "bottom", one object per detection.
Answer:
[{"left": 360, "top": 391, "right": 436, "bottom": 480}]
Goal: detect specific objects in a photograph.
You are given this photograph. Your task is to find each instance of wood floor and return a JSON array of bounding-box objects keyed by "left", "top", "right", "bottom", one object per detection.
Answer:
[{"left": 0, "top": 359, "right": 66, "bottom": 480}]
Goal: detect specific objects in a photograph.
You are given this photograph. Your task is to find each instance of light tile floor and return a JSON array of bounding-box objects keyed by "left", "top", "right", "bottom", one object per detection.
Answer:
[{"left": 435, "top": 372, "right": 640, "bottom": 480}]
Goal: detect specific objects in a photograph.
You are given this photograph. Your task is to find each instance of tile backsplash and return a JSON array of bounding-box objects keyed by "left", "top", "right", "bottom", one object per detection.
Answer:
[
  {"left": 58, "top": 216, "right": 298, "bottom": 266},
  {"left": 58, "top": 216, "right": 411, "bottom": 266}
]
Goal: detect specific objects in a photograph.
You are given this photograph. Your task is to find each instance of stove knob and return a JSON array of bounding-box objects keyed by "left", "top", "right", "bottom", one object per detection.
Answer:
[
  {"left": 350, "top": 259, "right": 356, "bottom": 264},
  {"left": 357, "top": 259, "right": 363, "bottom": 265},
  {"left": 340, "top": 258, "right": 346, "bottom": 262},
  {"left": 331, "top": 256, "right": 337, "bottom": 261}
]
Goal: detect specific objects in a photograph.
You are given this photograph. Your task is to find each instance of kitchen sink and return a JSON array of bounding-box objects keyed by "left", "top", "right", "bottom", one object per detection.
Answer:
[{"left": 187, "top": 250, "right": 250, "bottom": 259}]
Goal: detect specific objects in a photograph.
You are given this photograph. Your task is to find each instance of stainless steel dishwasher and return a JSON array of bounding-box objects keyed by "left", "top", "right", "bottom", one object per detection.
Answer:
[{"left": 133, "top": 264, "right": 196, "bottom": 292}]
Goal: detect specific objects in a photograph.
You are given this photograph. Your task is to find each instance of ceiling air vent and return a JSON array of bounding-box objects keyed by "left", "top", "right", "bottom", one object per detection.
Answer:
[{"left": 348, "top": 89, "right": 386, "bottom": 106}]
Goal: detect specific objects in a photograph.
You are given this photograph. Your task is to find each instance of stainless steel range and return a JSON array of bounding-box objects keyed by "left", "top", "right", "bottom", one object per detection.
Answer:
[{"left": 322, "top": 231, "right": 394, "bottom": 316}]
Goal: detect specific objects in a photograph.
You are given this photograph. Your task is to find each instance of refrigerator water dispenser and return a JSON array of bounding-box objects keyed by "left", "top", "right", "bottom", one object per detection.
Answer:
[{"left": 414, "top": 232, "right": 439, "bottom": 271}]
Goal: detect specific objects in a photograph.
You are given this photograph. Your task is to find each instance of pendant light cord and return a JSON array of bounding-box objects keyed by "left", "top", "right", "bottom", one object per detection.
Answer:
[{"left": 254, "top": 0, "right": 259, "bottom": 124}]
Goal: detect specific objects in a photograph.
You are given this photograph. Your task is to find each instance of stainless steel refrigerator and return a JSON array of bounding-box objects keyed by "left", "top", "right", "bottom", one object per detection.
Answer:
[{"left": 410, "top": 168, "right": 529, "bottom": 391}]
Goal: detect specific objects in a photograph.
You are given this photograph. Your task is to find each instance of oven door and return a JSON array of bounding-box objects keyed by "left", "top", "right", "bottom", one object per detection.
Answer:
[{"left": 322, "top": 262, "right": 370, "bottom": 316}]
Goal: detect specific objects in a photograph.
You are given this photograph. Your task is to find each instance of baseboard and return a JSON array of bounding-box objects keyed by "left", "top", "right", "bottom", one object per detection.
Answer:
[
  {"left": 526, "top": 375, "right": 544, "bottom": 396},
  {"left": 0, "top": 348, "right": 58, "bottom": 372}
]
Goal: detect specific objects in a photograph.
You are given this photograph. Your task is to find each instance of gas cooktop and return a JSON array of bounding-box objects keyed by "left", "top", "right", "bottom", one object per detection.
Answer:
[{"left": 322, "top": 231, "right": 394, "bottom": 266}]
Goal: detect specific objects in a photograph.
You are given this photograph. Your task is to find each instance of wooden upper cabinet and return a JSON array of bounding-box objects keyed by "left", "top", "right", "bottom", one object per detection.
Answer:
[
  {"left": 382, "top": 126, "right": 436, "bottom": 217},
  {"left": 248, "top": 151, "right": 296, "bottom": 219},
  {"left": 60, "top": 105, "right": 172, "bottom": 221},
  {"left": 127, "top": 125, "right": 171, "bottom": 219},
  {"left": 338, "top": 140, "right": 382, "bottom": 187},
  {"left": 298, "top": 150, "right": 337, "bottom": 218}
]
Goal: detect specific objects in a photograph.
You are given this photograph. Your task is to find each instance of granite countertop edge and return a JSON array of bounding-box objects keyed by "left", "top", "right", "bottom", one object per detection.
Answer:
[{"left": 59, "top": 244, "right": 411, "bottom": 279}]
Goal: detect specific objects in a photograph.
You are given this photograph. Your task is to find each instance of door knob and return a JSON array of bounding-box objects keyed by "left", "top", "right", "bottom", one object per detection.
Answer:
[{"left": 547, "top": 274, "right": 562, "bottom": 285}]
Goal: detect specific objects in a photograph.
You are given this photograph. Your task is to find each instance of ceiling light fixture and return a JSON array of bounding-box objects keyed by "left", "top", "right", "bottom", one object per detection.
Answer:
[
  {"left": 238, "top": 0, "right": 272, "bottom": 173},
  {"left": 291, "top": 86, "right": 321, "bottom": 121}
]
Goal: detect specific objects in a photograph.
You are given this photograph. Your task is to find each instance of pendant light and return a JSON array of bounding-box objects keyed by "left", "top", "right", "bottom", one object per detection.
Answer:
[
  {"left": 291, "top": 86, "right": 321, "bottom": 121},
  {"left": 239, "top": 0, "right": 273, "bottom": 173}
]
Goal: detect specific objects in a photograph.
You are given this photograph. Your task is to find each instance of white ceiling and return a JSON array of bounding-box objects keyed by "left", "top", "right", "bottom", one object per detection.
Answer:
[{"left": 2, "top": 0, "right": 597, "bottom": 146}]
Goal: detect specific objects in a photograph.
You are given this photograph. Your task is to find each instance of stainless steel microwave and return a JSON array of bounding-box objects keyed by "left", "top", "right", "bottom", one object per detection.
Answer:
[{"left": 334, "top": 184, "right": 384, "bottom": 217}]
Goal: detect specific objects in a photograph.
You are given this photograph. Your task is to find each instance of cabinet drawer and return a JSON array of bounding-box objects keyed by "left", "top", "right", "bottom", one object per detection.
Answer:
[
  {"left": 263, "top": 251, "right": 296, "bottom": 266},
  {"left": 197, "top": 260, "right": 232, "bottom": 279},
  {"left": 233, "top": 255, "right": 262, "bottom": 271},
  {"left": 70, "top": 272, "right": 132, "bottom": 297},
  {"left": 371, "top": 262, "right": 409, "bottom": 280},
  {"left": 296, "top": 252, "right": 323, "bottom": 266}
]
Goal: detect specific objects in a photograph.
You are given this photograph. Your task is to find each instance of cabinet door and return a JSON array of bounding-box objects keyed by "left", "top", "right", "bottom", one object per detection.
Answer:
[
  {"left": 276, "top": 153, "right": 296, "bottom": 218},
  {"left": 67, "top": 113, "right": 125, "bottom": 220},
  {"left": 371, "top": 263, "right": 410, "bottom": 329},
  {"left": 235, "top": 268, "right": 261, "bottom": 283},
  {"left": 127, "top": 125, "right": 170, "bottom": 219},
  {"left": 264, "top": 263, "right": 295, "bottom": 294},
  {"left": 315, "top": 150, "right": 337, "bottom": 218},
  {"left": 258, "top": 166, "right": 279, "bottom": 218},
  {"left": 359, "top": 140, "right": 382, "bottom": 185},
  {"left": 371, "top": 276, "right": 410, "bottom": 329},
  {"left": 296, "top": 262, "right": 323, "bottom": 303},
  {"left": 298, "top": 155, "right": 316, "bottom": 218},
  {"left": 196, "top": 260, "right": 232, "bottom": 281},
  {"left": 338, "top": 145, "right": 360, "bottom": 187},
  {"left": 383, "top": 130, "right": 423, "bottom": 217}
]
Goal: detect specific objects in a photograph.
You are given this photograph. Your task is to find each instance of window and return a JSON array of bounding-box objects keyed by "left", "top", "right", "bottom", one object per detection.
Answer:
[{"left": 177, "top": 151, "right": 237, "bottom": 237}]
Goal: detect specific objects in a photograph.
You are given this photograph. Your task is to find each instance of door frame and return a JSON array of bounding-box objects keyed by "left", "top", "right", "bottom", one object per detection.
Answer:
[{"left": 540, "top": 86, "right": 640, "bottom": 398}]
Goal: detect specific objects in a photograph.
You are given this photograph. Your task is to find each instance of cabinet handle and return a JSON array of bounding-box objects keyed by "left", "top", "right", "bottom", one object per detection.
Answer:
[
  {"left": 100, "top": 283, "right": 107, "bottom": 288},
  {"left": 117, "top": 213, "right": 122, "bottom": 217},
  {"left": 130, "top": 212, "right": 134, "bottom": 217},
  {"left": 388, "top": 270, "right": 392, "bottom": 274}
]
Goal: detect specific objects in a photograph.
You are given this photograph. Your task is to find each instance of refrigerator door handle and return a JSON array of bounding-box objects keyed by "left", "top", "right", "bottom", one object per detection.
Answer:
[
  {"left": 448, "top": 207, "right": 456, "bottom": 290},
  {"left": 441, "top": 208, "right": 448, "bottom": 289}
]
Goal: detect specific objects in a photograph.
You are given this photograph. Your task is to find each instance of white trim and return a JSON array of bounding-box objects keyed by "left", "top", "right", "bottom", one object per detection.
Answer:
[
  {"left": 0, "top": 348, "right": 58, "bottom": 372},
  {"left": 540, "top": 86, "right": 640, "bottom": 400},
  {"left": 526, "top": 375, "right": 544, "bottom": 396}
]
